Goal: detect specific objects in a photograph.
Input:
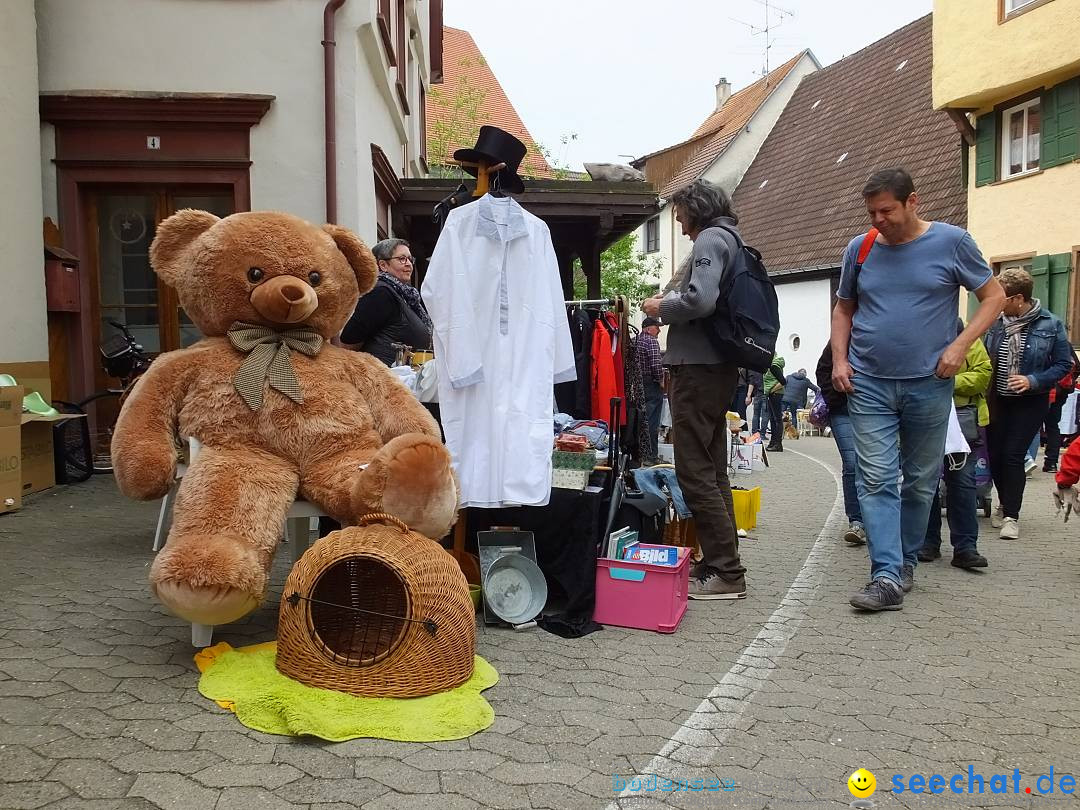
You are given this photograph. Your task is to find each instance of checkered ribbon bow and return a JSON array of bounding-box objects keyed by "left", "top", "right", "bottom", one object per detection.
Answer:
[{"left": 226, "top": 322, "right": 323, "bottom": 411}]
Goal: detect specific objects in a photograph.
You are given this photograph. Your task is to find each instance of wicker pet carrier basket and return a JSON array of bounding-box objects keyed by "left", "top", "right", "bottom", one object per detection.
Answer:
[{"left": 276, "top": 513, "right": 475, "bottom": 698}]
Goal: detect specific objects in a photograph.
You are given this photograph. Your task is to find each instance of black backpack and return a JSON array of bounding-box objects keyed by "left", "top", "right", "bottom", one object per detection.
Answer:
[{"left": 697, "top": 224, "right": 780, "bottom": 372}]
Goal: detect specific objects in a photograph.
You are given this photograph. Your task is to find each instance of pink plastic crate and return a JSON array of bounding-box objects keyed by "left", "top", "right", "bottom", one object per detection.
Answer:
[{"left": 593, "top": 546, "right": 690, "bottom": 633}]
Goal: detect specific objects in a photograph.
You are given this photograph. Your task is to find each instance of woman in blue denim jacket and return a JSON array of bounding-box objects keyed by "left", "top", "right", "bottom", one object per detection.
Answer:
[{"left": 983, "top": 267, "right": 1073, "bottom": 539}]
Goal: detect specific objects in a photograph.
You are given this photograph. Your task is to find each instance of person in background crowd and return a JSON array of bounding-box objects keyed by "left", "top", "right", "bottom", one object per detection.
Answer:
[
  {"left": 781, "top": 368, "right": 820, "bottom": 434},
  {"left": 832, "top": 167, "right": 1004, "bottom": 611},
  {"left": 731, "top": 368, "right": 751, "bottom": 422},
  {"left": 919, "top": 325, "right": 992, "bottom": 569},
  {"left": 635, "top": 317, "right": 665, "bottom": 462},
  {"left": 1040, "top": 352, "right": 1079, "bottom": 473},
  {"left": 1052, "top": 425, "right": 1080, "bottom": 512},
  {"left": 763, "top": 355, "right": 786, "bottom": 452},
  {"left": 984, "top": 267, "right": 1072, "bottom": 539},
  {"left": 816, "top": 342, "right": 866, "bottom": 545},
  {"left": 642, "top": 179, "right": 747, "bottom": 601},
  {"left": 751, "top": 381, "right": 769, "bottom": 438},
  {"left": 341, "top": 238, "right": 432, "bottom": 366}
]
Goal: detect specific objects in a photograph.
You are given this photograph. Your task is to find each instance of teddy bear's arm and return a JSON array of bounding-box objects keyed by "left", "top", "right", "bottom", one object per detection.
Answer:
[
  {"left": 111, "top": 351, "right": 192, "bottom": 501},
  {"left": 345, "top": 353, "right": 441, "bottom": 441}
]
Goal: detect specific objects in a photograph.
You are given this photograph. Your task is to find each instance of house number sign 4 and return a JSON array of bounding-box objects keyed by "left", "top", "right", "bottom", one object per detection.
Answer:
[{"left": 147, "top": 136, "right": 161, "bottom": 150}]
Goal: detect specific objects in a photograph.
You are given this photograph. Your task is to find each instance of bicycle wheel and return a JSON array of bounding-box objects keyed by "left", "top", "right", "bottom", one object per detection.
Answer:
[{"left": 76, "top": 390, "right": 122, "bottom": 474}]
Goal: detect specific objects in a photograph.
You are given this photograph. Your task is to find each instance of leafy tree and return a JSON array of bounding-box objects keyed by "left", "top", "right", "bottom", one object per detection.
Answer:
[
  {"left": 571, "top": 233, "right": 663, "bottom": 305},
  {"left": 427, "top": 57, "right": 486, "bottom": 180}
]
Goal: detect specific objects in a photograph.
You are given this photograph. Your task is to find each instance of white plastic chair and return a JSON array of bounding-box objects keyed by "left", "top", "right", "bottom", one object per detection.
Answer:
[{"left": 152, "top": 436, "right": 327, "bottom": 647}]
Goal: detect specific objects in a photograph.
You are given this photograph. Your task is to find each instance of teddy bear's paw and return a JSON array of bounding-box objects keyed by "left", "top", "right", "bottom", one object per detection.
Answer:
[
  {"left": 149, "top": 532, "right": 269, "bottom": 624},
  {"left": 355, "top": 435, "right": 458, "bottom": 539}
]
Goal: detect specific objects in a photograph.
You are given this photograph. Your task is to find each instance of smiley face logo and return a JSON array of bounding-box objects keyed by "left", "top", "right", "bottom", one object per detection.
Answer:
[{"left": 848, "top": 769, "right": 876, "bottom": 798}]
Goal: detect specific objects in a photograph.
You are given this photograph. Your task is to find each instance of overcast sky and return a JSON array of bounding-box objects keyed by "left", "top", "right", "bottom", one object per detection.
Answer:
[{"left": 443, "top": 0, "right": 934, "bottom": 171}]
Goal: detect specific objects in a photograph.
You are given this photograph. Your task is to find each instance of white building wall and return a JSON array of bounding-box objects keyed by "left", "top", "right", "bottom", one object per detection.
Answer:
[
  {"left": 774, "top": 278, "right": 833, "bottom": 378},
  {"left": 35, "top": 0, "right": 425, "bottom": 244},
  {"left": 0, "top": 0, "right": 48, "bottom": 364}
]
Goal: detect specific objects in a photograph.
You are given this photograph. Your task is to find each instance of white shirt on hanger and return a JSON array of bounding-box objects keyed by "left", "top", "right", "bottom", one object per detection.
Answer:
[{"left": 422, "top": 194, "right": 576, "bottom": 509}]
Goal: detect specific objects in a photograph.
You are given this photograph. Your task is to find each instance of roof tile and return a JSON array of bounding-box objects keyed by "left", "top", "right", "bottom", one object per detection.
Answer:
[
  {"left": 731, "top": 15, "right": 966, "bottom": 275},
  {"left": 425, "top": 27, "right": 556, "bottom": 179},
  {"left": 637, "top": 52, "right": 809, "bottom": 198}
]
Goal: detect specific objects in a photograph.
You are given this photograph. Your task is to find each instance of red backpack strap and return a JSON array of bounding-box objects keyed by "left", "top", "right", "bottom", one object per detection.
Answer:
[{"left": 856, "top": 228, "right": 879, "bottom": 267}]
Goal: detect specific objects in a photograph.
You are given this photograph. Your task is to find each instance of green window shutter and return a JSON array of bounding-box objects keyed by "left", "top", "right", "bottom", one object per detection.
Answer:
[
  {"left": 1042, "top": 85, "right": 1059, "bottom": 168},
  {"left": 975, "top": 113, "right": 997, "bottom": 186},
  {"left": 967, "top": 290, "right": 980, "bottom": 321},
  {"left": 1054, "top": 78, "right": 1080, "bottom": 166},
  {"left": 1049, "top": 252, "right": 1073, "bottom": 320},
  {"left": 1030, "top": 254, "right": 1051, "bottom": 306},
  {"left": 1043, "top": 78, "right": 1080, "bottom": 170}
]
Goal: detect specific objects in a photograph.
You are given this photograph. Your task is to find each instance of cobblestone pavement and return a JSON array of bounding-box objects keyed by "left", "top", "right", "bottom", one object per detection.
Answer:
[{"left": 0, "top": 436, "right": 1077, "bottom": 809}]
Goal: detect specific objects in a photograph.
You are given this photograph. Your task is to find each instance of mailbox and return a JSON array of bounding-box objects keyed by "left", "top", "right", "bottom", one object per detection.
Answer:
[{"left": 44, "top": 245, "right": 80, "bottom": 313}]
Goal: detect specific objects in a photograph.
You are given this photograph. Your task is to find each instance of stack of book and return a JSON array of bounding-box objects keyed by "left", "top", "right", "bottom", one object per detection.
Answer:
[{"left": 604, "top": 527, "right": 638, "bottom": 560}]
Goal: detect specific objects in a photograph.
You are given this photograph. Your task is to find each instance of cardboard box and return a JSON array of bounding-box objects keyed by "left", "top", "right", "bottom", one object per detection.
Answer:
[
  {"left": 20, "top": 415, "right": 58, "bottom": 496},
  {"left": 0, "top": 386, "right": 23, "bottom": 514}
]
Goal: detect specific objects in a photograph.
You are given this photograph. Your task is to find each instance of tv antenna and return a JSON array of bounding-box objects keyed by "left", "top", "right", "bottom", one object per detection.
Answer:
[{"left": 729, "top": 0, "right": 795, "bottom": 81}]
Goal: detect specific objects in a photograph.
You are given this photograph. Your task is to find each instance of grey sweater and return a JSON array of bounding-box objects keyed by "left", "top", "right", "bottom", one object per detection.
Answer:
[{"left": 658, "top": 217, "right": 740, "bottom": 366}]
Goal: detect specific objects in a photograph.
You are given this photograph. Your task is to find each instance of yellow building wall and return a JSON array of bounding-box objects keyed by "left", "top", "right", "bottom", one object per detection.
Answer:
[
  {"left": 933, "top": 0, "right": 1080, "bottom": 109},
  {"left": 967, "top": 158, "right": 1080, "bottom": 259}
]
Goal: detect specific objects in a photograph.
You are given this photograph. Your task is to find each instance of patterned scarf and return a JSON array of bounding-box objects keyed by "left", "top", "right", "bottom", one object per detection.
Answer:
[
  {"left": 227, "top": 322, "right": 324, "bottom": 411},
  {"left": 1003, "top": 298, "right": 1042, "bottom": 377},
  {"left": 380, "top": 271, "right": 432, "bottom": 329}
]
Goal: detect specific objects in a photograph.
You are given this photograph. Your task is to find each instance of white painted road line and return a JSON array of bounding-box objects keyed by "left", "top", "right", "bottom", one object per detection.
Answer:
[{"left": 606, "top": 448, "right": 845, "bottom": 809}]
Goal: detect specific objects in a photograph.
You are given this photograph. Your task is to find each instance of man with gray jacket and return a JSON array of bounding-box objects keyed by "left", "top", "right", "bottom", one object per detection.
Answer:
[{"left": 642, "top": 179, "right": 746, "bottom": 600}]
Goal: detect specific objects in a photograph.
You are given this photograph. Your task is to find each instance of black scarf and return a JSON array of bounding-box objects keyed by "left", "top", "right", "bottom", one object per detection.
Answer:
[{"left": 380, "top": 271, "right": 432, "bottom": 330}]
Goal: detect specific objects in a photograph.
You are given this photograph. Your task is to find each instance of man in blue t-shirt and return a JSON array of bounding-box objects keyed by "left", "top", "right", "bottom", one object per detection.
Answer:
[{"left": 831, "top": 168, "right": 1005, "bottom": 611}]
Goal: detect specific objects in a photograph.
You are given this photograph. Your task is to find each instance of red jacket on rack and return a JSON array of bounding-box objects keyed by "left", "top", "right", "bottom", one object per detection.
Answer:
[{"left": 591, "top": 318, "right": 618, "bottom": 423}]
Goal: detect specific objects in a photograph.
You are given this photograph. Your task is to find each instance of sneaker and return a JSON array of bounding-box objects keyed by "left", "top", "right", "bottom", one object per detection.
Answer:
[
  {"left": 1044, "top": 462, "right": 1059, "bottom": 473},
  {"left": 991, "top": 505, "right": 1003, "bottom": 528},
  {"left": 843, "top": 522, "right": 868, "bottom": 545},
  {"left": 849, "top": 578, "right": 904, "bottom": 611},
  {"left": 765, "top": 444, "right": 783, "bottom": 452},
  {"left": 1025, "top": 457, "right": 1038, "bottom": 476},
  {"left": 737, "top": 529, "right": 748, "bottom": 539},
  {"left": 688, "top": 571, "right": 747, "bottom": 600},
  {"left": 917, "top": 546, "right": 941, "bottom": 562},
  {"left": 999, "top": 517, "right": 1019, "bottom": 539},
  {"left": 900, "top": 563, "right": 915, "bottom": 593},
  {"left": 951, "top": 548, "right": 988, "bottom": 568}
]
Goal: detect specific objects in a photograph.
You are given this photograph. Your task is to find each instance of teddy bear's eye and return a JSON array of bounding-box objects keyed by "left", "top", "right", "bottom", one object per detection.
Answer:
[
  {"left": 247, "top": 267, "right": 264, "bottom": 283},
  {"left": 308, "top": 271, "right": 322, "bottom": 287}
]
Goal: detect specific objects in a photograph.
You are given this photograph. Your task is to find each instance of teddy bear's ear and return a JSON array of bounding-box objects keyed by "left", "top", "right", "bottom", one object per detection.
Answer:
[
  {"left": 323, "top": 224, "right": 377, "bottom": 295},
  {"left": 150, "top": 209, "right": 220, "bottom": 286}
]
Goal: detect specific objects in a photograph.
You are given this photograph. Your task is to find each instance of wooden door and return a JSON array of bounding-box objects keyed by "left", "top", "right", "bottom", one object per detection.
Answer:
[{"left": 87, "top": 188, "right": 234, "bottom": 392}]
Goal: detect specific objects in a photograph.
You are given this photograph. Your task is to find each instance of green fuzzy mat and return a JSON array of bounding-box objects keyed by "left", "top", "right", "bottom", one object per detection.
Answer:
[{"left": 195, "top": 642, "right": 498, "bottom": 742}]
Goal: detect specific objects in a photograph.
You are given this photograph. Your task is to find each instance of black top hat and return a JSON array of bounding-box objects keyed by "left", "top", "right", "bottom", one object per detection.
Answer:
[{"left": 453, "top": 125, "right": 528, "bottom": 195}]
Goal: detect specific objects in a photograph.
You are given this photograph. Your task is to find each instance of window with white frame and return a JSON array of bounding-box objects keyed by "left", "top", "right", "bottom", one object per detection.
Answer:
[
  {"left": 1001, "top": 98, "right": 1041, "bottom": 179},
  {"left": 1004, "top": 0, "right": 1041, "bottom": 13},
  {"left": 645, "top": 217, "right": 660, "bottom": 253}
]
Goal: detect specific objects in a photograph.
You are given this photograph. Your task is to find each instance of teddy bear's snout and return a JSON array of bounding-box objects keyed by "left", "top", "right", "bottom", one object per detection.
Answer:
[{"left": 249, "top": 275, "right": 319, "bottom": 324}]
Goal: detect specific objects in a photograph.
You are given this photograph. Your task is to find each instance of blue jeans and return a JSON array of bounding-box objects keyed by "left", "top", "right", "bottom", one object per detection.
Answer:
[
  {"left": 924, "top": 451, "right": 978, "bottom": 553},
  {"left": 783, "top": 401, "right": 800, "bottom": 432},
  {"left": 829, "top": 412, "right": 862, "bottom": 524},
  {"left": 752, "top": 397, "right": 769, "bottom": 435},
  {"left": 848, "top": 373, "right": 955, "bottom": 586},
  {"left": 632, "top": 467, "right": 691, "bottom": 519}
]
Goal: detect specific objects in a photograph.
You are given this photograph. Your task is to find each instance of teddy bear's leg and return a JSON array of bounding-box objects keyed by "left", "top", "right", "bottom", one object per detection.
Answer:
[
  {"left": 302, "top": 434, "right": 458, "bottom": 539},
  {"left": 151, "top": 445, "right": 298, "bottom": 626}
]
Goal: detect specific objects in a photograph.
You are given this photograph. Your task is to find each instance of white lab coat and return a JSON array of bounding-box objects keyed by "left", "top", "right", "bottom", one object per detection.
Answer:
[{"left": 422, "top": 195, "right": 576, "bottom": 508}]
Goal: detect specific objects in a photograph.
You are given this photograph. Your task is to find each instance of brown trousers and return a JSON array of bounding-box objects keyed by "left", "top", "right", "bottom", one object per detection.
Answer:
[{"left": 668, "top": 363, "right": 746, "bottom": 581}]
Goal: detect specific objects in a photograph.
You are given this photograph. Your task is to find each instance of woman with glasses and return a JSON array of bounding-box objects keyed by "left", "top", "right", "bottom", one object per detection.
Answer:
[{"left": 341, "top": 238, "right": 432, "bottom": 366}]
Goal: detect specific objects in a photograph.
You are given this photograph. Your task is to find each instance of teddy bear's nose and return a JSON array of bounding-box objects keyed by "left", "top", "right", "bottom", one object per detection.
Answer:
[{"left": 249, "top": 274, "right": 319, "bottom": 324}]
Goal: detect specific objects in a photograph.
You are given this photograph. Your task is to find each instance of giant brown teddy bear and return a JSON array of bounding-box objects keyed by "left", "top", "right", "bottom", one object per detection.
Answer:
[{"left": 112, "top": 210, "right": 459, "bottom": 626}]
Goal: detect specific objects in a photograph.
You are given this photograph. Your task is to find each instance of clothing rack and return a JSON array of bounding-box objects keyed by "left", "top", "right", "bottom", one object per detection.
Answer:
[{"left": 564, "top": 298, "right": 616, "bottom": 308}]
